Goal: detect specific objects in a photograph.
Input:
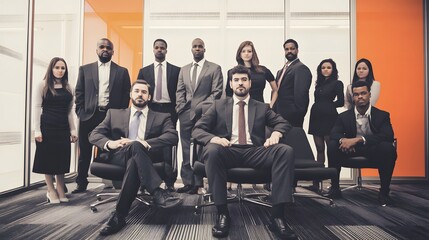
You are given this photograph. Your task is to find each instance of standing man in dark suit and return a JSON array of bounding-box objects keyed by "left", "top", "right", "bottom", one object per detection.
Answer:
[
  {"left": 273, "top": 39, "right": 312, "bottom": 128},
  {"left": 192, "top": 65, "right": 296, "bottom": 239},
  {"left": 137, "top": 39, "right": 180, "bottom": 191},
  {"left": 176, "top": 38, "right": 223, "bottom": 194},
  {"left": 326, "top": 81, "right": 397, "bottom": 206},
  {"left": 74, "top": 38, "right": 131, "bottom": 193},
  {"left": 89, "top": 80, "right": 182, "bottom": 236}
]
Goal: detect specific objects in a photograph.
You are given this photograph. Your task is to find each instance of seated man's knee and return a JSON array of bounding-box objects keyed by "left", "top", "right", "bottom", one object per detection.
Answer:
[
  {"left": 377, "top": 142, "right": 397, "bottom": 160},
  {"left": 327, "top": 140, "right": 340, "bottom": 154}
]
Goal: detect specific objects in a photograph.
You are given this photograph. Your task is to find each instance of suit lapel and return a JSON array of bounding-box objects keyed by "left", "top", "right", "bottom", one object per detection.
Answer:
[
  {"left": 225, "top": 98, "right": 233, "bottom": 136},
  {"left": 91, "top": 62, "right": 99, "bottom": 91},
  {"left": 248, "top": 99, "right": 256, "bottom": 136},
  {"left": 145, "top": 109, "right": 155, "bottom": 139},
  {"left": 195, "top": 61, "right": 209, "bottom": 92},
  {"left": 109, "top": 62, "right": 118, "bottom": 94},
  {"left": 348, "top": 110, "right": 357, "bottom": 136}
]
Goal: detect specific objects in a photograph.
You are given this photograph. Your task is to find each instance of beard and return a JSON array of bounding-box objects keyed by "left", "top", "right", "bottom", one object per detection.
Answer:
[
  {"left": 234, "top": 87, "right": 249, "bottom": 97},
  {"left": 98, "top": 54, "right": 112, "bottom": 63},
  {"left": 285, "top": 53, "right": 297, "bottom": 61},
  {"left": 132, "top": 98, "right": 149, "bottom": 108}
]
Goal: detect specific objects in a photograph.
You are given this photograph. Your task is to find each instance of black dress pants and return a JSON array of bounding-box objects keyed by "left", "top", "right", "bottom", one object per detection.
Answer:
[
  {"left": 202, "top": 143, "right": 295, "bottom": 206},
  {"left": 327, "top": 140, "right": 397, "bottom": 194},
  {"left": 110, "top": 142, "right": 162, "bottom": 216},
  {"left": 76, "top": 110, "right": 106, "bottom": 186}
]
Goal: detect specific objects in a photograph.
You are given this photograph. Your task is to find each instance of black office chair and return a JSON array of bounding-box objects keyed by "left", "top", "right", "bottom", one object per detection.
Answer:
[
  {"left": 340, "top": 139, "right": 397, "bottom": 192},
  {"left": 191, "top": 127, "right": 337, "bottom": 213},
  {"left": 89, "top": 145, "right": 177, "bottom": 212}
]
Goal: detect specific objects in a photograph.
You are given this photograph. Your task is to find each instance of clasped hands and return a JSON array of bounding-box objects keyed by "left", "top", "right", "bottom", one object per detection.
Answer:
[
  {"left": 210, "top": 131, "right": 282, "bottom": 148},
  {"left": 107, "top": 137, "right": 149, "bottom": 150},
  {"left": 338, "top": 137, "right": 362, "bottom": 153}
]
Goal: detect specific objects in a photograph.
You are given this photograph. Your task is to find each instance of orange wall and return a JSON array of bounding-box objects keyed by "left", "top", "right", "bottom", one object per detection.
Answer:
[{"left": 357, "top": 0, "right": 425, "bottom": 177}]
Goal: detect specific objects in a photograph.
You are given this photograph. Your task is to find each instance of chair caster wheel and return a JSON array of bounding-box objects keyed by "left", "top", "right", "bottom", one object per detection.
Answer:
[
  {"left": 194, "top": 206, "right": 201, "bottom": 215},
  {"left": 91, "top": 207, "right": 98, "bottom": 213},
  {"left": 97, "top": 196, "right": 102, "bottom": 201}
]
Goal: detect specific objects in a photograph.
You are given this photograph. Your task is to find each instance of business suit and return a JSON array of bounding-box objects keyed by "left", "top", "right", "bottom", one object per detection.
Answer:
[
  {"left": 192, "top": 98, "right": 294, "bottom": 205},
  {"left": 137, "top": 62, "right": 180, "bottom": 124},
  {"left": 89, "top": 108, "right": 178, "bottom": 216},
  {"left": 176, "top": 60, "right": 223, "bottom": 187},
  {"left": 327, "top": 106, "right": 397, "bottom": 194},
  {"left": 75, "top": 61, "right": 131, "bottom": 187},
  {"left": 274, "top": 59, "right": 312, "bottom": 128}
]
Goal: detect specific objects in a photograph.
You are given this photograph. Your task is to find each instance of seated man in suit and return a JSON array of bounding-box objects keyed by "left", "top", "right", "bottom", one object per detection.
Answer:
[
  {"left": 89, "top": 80, "right": 182, "bottom": 236},
  {"left": 325, "top": 80, "right": 397, "bottom": 206},
  {"left": 192, "top": 65, "right": 297, "bottom": 239}
]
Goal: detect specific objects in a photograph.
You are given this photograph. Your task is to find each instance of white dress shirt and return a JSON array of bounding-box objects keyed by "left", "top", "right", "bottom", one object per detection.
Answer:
[
  {"left": 354, "top": 105, "right": 373, "bottom": 144},
  {"left": 98, "top": 60, "right": 111, "bottom": 107}
]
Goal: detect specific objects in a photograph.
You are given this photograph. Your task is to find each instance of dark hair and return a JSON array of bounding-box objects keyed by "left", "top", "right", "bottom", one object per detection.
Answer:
[
  {"left": 352, "top": 58, "right": 375, "bottom": 86},
  {"left": 132, "top": 79, "right": 151, "bottom": 92},
  {"left": 229, "top": 65, "right": 250, "bottom": 79},
  {"left": 235, "top": 41, "right": 262, "bottom": 73},
  {"left": 43, "top": 57, "right": 71, "bottom": 98},
  {"left": 316, "top": 58, "right": 339, "bottom": 85},
  {"left": 283, "top": 39, "right": 299, "bottom": 49},
  {"left": 153, "top": 38, "right": 167, "bottom": 48},
  {"left": 351, "top": 79, "right": 371, "bottom": 92}
]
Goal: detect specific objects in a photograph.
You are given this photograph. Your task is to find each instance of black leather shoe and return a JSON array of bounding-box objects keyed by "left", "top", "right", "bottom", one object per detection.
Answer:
[
  {"left": 153, "top": 189, "right": 182, "bottom": 208},
  {"left": 268, "top": 217, "right": 297, "bottom": 240},
  {"left": 177, "top": 185, "right": 193, "bottom": 193},
  {"left": 378, "top": 192, "right": 393, "bottom": 206},
  {"left": 323, "top": 187, "right": 342, "bottom": 199},
  {"left": 212, "top": 214, "right": 231, "bottom": 238},
  {"left": 71, "top": 184, "right": 87, "bottom": 194},
  {"left": 165, "top": 184, "right": 175, "bottom": 192},
  {"left": 187, "top": 186, "right": 201, "bottom": 194},
  {"left": 99, "top": 211, "right": 126, "bottom": 236}
]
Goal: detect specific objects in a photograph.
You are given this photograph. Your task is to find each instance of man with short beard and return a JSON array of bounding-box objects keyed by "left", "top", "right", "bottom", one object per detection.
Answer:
[
  {"left": 192, "top": 65, "right": 297, "bottom": 239},
  {"left": 89, "top": 80, "right": 182, "bottom": 236},
  {"left": 272, "top": 39, "right": 312, "bottom": 128},
  {"left": 74, "top": 38, "right": 131, "bottom": 193}
]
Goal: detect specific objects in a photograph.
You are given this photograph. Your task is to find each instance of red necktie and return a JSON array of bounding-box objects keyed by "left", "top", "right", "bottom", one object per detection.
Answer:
[{"left": 238, "top": 101, "right": 246, "bottom": 144}]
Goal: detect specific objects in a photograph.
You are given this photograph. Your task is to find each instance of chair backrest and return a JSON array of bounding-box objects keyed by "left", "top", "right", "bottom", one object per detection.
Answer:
[{"left": 282, "top": 127, "right": 315, "bottom": 161}]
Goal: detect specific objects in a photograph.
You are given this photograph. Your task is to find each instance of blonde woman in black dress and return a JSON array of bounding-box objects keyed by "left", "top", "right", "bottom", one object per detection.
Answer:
[
  {"left": 308, "top": 59, "right": 344, "bottom": 191},
  {"left": 33, "top": 57, "right": 78, "bottom": 204}
]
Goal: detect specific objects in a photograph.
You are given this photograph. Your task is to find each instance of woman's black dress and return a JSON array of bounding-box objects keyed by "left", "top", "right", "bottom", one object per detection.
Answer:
[
  {"left": 226, "top": 65, "right": 275, "bottom": 102},
  {"left": 33, "top": 88, "right": 72, "bottom": 174},
  {"left": 308, "top": 79, "right": 344, "bottom": 136}
]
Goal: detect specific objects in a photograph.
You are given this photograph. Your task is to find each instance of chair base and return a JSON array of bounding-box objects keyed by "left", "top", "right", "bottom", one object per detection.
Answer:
[
  {"left": 294, "top": 182, "right": 335, "bottom": 206},
  {"left": 341, "top": 168, "right": 380, "bottom": 192},
  {"left": 194, "top": 184, "right": 271, "bottom": 214},
  {"left": 90, "top": 192, "right": 153, "bottom": 213}
]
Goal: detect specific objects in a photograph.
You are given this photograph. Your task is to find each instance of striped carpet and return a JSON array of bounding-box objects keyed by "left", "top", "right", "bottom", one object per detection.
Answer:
[{"left": 0, "top": 182, "right": 428, "bottom": 240}]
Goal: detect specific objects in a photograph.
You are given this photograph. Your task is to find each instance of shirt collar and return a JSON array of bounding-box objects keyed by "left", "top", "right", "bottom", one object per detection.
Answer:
[
  {"left": 286, "top": 58, "right": 298, "bottom": 67},
  {"left": 193, "top": 58, "right": 206, "bottom": 67},
  {"left": 98, "top": 60, "right": 111, "bottom": 68},
  {"left": 130, "top": 105, "right": 149, "bottom": 117},
  {"left": 354, "top": 104, "right": 371, "bottom": 118},
  {"left": 233, "top": 95, "right": 250, "bottom": 105},
  {"left": 154, "top": 60, "right": 166, "bottom": 67}
]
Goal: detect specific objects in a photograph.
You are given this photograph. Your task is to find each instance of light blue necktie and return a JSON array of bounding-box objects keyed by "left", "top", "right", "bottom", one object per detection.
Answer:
[{"left": 129, "top": 111, "right": 142, "bottom": 140}]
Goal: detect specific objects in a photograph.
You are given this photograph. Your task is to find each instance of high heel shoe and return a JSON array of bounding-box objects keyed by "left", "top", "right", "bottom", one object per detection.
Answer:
[
  {"left": 46, "top": 192, "right": 60, "bottom": 204},
  {"left": 59, "top": 197, "right": 69, "bottom": 203}
]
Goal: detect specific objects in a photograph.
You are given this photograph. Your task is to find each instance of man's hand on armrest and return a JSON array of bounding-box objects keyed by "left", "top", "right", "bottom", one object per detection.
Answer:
[
  {"left": 210, "top": 136, "right": 231, "bottom": 147},
  {"left": 264, "top": 131, "right": 283, "bottom": 148}
]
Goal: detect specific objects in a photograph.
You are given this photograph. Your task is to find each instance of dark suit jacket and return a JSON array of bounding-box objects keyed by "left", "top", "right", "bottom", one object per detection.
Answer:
[
  {"left": 75, "top": 61, "right": 131, "bottom": 121},
  {"left": 89, "top": 108, "right": 178, "bottom": 152},
  {"left": 176, "top": 60, "right": 223, "bottom": 120},
  {"left": 192, "top": 98, "right": 291, "bottom": 146},
  {"left": 137, "top": 62, "right": 180, "bottom": 104},
  {"left": 330, "top": 106, "right": 395, "bottom": 146},
  {"left": 274, "top": 59, "right": 312, "bottom": 124}
]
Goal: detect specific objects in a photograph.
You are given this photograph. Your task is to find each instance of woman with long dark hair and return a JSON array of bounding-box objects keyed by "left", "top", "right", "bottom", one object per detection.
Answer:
[
  {"left": 33, "top": 57, "right": 78, "bottom": 204},
  {"left": 344, "top": 58, "right": 380, "bottom": 109},
  {"left": 308, "top": 58, "right": 344, "bottom": 191}
]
